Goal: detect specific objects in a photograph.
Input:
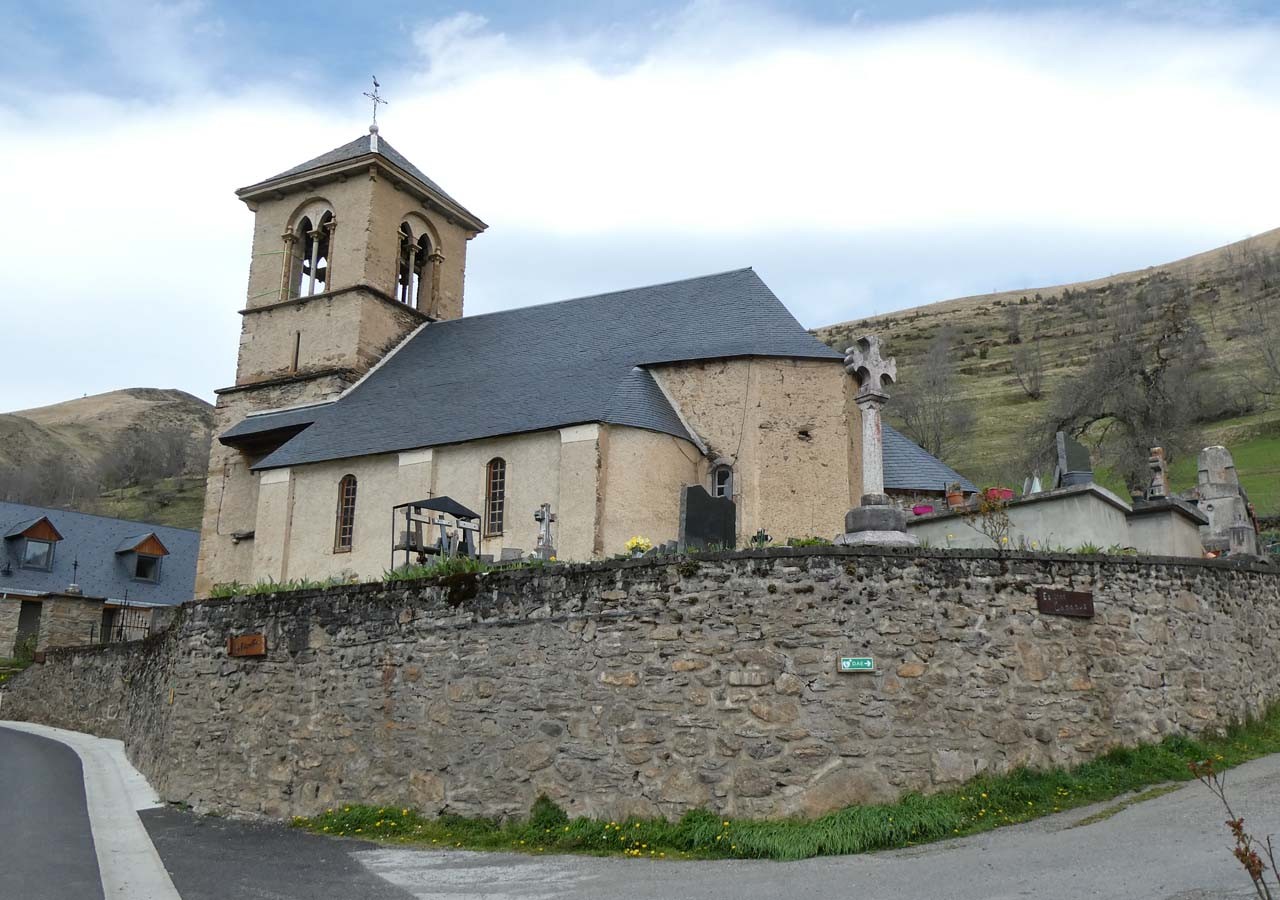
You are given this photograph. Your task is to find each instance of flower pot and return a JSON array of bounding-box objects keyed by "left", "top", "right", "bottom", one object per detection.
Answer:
[
  {"left": 984, "top": 487, "right": 1015, "bottom": 502},
  {"left": 912, "top": 504, "right": 935, "bottom": 516},
  {"left": 946, "top": 491, "right": 966, "bottom": 508}
]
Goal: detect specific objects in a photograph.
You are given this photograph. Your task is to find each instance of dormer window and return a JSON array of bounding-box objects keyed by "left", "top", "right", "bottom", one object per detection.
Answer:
[
  {"left": 114, "top": 532, "right": 170, "bottom": 582},
  {"left": 21, "top": 538, "right": 54, "bottom": 571},
  {"left": 134, "top": 554, "right": 161, "bottom": 582},
  {"left": 4, "top": 515, "right": 63, "bottom": 571}
]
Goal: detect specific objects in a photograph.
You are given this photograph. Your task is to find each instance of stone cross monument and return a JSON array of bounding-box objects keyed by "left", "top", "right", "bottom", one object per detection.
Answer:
[
  {"left": 836, "top": 335, "right": 917, "bottom": 546},
  {"left": 533, "top": 503, "right": 557, "bottom": 561}
]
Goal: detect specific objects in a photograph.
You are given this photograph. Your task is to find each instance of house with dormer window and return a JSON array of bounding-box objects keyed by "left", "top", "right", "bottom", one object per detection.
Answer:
[{"left": 0, "top": 502, "right": 199, "bottom": 656}]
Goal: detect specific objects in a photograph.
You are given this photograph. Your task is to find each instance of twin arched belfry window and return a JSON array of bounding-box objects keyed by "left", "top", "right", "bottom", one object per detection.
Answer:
[
  {"left": 288, "top": 211, "right": 334, "bottom": 299},
  {"left": 396, "top": 222, "right": 433, "bottom": 307}
]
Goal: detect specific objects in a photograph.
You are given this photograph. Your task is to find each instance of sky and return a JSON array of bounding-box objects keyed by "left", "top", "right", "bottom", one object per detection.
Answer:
[{"left": 3, "top": 0, "right": 1280, "bottom": 410}]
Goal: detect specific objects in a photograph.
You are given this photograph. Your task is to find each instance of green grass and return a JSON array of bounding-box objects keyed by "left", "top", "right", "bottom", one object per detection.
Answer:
[
  {"left": 208, "top": 575, "right": 358, "bottom": 599},
  {"left": 293, "top": 703, "right": 1280, "bottom": 861},
  {"left": 0, "top": 656, "right": 32, "bottom": 687},
  {"left": 1067, "top": 784, "right": 1182, "bottom": 829},
  {"left": 95, "top": 476, "right": 206, "bottom": 530}
]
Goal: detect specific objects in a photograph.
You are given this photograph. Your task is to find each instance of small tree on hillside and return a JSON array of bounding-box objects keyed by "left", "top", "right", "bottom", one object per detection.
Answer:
[
  {"left": 1038, "top": 281, "right": 1212, "bottom": 491},
  {"left": 1012, "top": 336, "right": 1046, "bottom": 400},
  {"left": 893, "top": 327, "right": 975, "bottom": 462}
]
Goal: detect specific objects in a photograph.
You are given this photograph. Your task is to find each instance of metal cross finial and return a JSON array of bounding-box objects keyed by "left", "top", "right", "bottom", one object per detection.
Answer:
[
  {"left": 363, "top": 76, "right": 387, "bottom": 128},
  {"left": 843, "top": 335, "right": 897, "bottom": 400}
]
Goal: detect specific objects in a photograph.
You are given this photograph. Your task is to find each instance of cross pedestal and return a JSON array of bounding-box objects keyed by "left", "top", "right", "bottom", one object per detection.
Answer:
[{"left": 835, "top": 336, "right": 917, "bottom": 547}]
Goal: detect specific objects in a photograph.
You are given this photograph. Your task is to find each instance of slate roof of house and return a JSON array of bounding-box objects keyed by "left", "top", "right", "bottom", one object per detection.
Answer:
[
  {"left": 0, "top": 502, "right": 199, "bottom": 605},
  {"left": 883, "top": 424, "right": 978, "bottom": 494},
  {"left": 241, "top": 133, "right": 479, "bottom": 225},
  {"left": 245, "top": 268, "right": 844, "bottom": 470}
]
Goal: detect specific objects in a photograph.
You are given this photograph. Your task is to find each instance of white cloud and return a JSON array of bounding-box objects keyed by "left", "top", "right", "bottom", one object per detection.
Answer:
[{"left": 2, "top": 3, "right": 1279, "bottom": 409}]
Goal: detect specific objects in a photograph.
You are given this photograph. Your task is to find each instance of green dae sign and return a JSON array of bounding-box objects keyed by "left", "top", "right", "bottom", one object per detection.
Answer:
[{"left": 839, "top": 656, "right": 875, "bottom": 673}]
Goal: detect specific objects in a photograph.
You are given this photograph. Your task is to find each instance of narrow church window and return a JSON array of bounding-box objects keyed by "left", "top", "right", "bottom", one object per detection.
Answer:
[
  {"left": 485, "top": 458, "right": 506, "bottom": 535},
  {"left": 334, "top": 474, "right": 358, "bottom": 552},
  {"left": 290, "top": 331, "right": 301, "bottom": 373},
  {"left": 712, "top": 465, "right": 733, "bottom": 499}
]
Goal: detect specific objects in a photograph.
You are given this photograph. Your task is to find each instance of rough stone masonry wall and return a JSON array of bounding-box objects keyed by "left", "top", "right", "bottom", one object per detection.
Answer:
[{"left": 3, "top": 549, "right": 1278, "bottom": 824}]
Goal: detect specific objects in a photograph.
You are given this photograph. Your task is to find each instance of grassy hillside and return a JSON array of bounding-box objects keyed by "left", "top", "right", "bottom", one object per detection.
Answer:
[
  {"left": 0, "top": 388, "right": 213, "bottom": 529},
  {"left": 816, "top": 227, "right": 1280, "bottom": 513}
]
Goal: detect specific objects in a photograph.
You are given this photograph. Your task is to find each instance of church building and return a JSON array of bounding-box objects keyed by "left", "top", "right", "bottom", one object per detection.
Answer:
[{"left": 196, "top": 128, "right": 961, "bottom": 594}]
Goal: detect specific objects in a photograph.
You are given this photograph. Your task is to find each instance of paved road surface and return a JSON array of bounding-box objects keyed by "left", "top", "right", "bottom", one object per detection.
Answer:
[
  {"left": 2, "top": 720, "right": 1276, "bottom": 900},
  {"left": 0, "top": 727, "right": 103, "bottom": 900}
]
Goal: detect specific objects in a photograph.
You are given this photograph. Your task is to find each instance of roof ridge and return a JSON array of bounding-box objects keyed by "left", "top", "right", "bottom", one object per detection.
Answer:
[
  {"left": 0, "top": 500, "right": 200, "bottom": 534},
  {"left": 430, "top": 267, "right": 759, "bottom": 328}
]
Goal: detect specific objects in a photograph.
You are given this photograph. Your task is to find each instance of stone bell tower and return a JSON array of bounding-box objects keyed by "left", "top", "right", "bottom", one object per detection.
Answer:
[
  {"left": 231, "top": 124, "right": 487, "bottom": 397},
  {"left": 195, "top": 125, "right": 486, "bottom": 595}
]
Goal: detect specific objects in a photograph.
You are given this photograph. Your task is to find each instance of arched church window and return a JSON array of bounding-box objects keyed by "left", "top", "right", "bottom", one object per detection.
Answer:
[
  {"left": 485, "top": 458, "right": 506, "bottom": 536},
  {"left": 334, "top": 474, "right": 357, "bottom": 552},
  {"left": 712, "top": 464, "right": 733, "bottom": 499},
  {"left": 290, "top": 211, "right": 334, "bottom": 299},
  {"left": 395, "top": 223, "right": 432, "bottom": 307}
]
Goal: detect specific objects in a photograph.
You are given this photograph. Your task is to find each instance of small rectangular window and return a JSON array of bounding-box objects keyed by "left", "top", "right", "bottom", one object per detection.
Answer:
[
  {"left": 134, "top": 554, "right": 160, "bottom": 582},
  {"left": 21, "top": 539, "right": 54, "bottom": 570}
]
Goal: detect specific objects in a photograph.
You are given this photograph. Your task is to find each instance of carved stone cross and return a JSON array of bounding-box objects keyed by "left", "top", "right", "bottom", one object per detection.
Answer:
[
  {"left": 844, "top": 335, "right": 897, "bottom": 401},
  {"left": 844, "top": 335, "right": 897, "bottom": 499},
  {"left": 533, "top": 503, "right": 557, "bottom": 560}
]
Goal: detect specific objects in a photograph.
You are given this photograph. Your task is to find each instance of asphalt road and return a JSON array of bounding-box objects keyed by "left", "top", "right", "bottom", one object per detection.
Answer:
[
  {"left": 2, "top": 720, "right": 1277, "bottom": 900},
  {"left": 0, "top": 727, "right": 103, "bottom": 900}
]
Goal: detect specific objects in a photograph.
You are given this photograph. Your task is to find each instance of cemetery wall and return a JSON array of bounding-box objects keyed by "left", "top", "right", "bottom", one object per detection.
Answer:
[{"left": 4, "top": 548, "right": 1278, "bottom": 824}]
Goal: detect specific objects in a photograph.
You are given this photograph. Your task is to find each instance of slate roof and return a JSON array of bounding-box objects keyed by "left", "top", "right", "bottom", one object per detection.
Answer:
[
  {"left": 883, "top": 424, "right": 978, "bottom": 494},
  {"left": 220, "top": 401, "right": 332, "bottom": 445},
  {"left": 0, "top": 502, "right": 199, "bottom": 605},
  {"left": 242, "top": 133, "right": 479, "bottom": 224},
  {"left": 247, "top": 269, "right": 843, "bottom": 470}
]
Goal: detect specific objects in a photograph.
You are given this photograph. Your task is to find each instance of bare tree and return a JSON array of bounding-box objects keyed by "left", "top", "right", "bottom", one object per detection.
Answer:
[
  {"left": 1037, "top": 281, "right": 1212, "bottom": 491},
  {"left": 1004, "top": 304, "right": 1022, "bottom": 344},
  {"left": 1012, "top": 336, "right": 1045, "bottom": 400},
  {"left": 893, "top": 327, "right": 975, "bottom": 461}
]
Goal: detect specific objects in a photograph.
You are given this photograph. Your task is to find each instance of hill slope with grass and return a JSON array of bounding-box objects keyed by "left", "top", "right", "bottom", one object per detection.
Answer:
[
  {"left": 816, "top": 227, "right": 1280, "bottom": 513},
  {"left": 0, "top": 388, "right": 214, "bottom": 529}
]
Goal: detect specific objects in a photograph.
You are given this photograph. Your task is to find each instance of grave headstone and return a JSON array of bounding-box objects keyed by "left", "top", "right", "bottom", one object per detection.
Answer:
[
  {"left": 1146, "top": 446, "right": 1169, "bottom": 500},
  {"left": 1053, "top": 432, "right": 1093, "bottom": 488},
  {"left": 679, "top": 485, "right": 735, "bottom": 552},
  {"left": 1192, "top": 445, "right": 1259, "bottom": 556},
  {"left": 533, "top": 503, "right": 557, "bottom": 560}
]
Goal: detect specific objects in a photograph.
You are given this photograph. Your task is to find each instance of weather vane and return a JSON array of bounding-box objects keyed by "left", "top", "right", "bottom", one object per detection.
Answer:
[{"left": 363, "top": 76, "right": 387, "bottom": 129}]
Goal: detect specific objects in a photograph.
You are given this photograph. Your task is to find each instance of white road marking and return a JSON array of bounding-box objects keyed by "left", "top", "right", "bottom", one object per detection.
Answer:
[
  {"left": 355, "top": 847, "right": 592, "bottom": 900},
  {"left": 0, "top": 721, "right": 182, "bottom": 900}
]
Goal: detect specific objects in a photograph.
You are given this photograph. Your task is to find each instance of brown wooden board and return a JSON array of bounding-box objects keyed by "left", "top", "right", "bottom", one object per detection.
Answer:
[
  {"left": 1036, "top": 588, "right": 1095, "bottom": 618},
  {"left": 227, "top": 633, "right": 267, "bottom": 657}
]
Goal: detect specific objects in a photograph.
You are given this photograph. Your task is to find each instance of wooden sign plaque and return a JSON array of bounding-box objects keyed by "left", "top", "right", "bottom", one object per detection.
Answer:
[
  {"left": 1036, "top": 588, "right": 1095, "bottom": 618},
  {"left": 227, "top": 633, "right": 267, "bottom": 657}
]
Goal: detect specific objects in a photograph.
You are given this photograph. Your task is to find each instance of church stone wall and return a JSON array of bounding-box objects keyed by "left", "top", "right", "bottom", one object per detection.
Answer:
[
  {"left": 599, "top": 426, "right": 700, "bottom": 553},
  {"left": 653, "top": 358, "right": 858, "bottom": 545},
  {"left": 7, "top": 549, "right": 1277, "bottom": 825},
  {"left": 196, "top": 373, "right": 355, "bottom": 596}
]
